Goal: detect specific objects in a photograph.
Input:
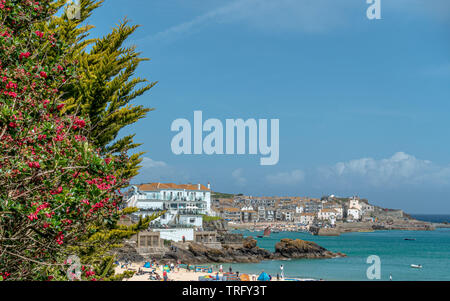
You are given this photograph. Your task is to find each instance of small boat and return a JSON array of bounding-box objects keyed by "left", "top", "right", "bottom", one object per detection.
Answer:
[
  {"left": 411, "top": 264, "right": 422, "bottom": 269},
  {"left": 257, "top": 227, "right": 271, "bottom": 238},
  {"left": 404, "top": 238, "right": 416, "bottom": 241}
]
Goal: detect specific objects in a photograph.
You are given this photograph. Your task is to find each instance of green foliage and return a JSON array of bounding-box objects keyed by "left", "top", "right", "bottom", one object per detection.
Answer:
[
  {"left": 212, "top": 192, "right": 235, "bottom": 199},
  {"left": 202, "top": 215, "right": 223, "bottom": 222},
  {"left": 0, "top": 0, "right": 158, "bottom": 281},
  {"left": 0, "top": 0, "right": 129, "bottom": 281},
  {"left": 66, "top": 209, "right": 163, "bottom": 281},
  {"left": 59, "top": 2, "right": 156, "bottom": 180},
  {"left": 42, "top": 0, "right": 157, "bottom": 179}
]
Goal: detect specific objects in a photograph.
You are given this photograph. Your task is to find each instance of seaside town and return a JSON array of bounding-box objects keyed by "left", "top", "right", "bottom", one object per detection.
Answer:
[
  {"left": 2, "top": 0, "right": 449, "bottom": 287},
  {"left": 124, "top": 182, "right": 436, "bottom": 239},
  {"left": 112, "top": 181, "right": 442, "bottom": 281}
]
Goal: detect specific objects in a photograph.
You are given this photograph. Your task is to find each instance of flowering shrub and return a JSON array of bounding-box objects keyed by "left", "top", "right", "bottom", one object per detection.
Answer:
[{"left": 0, "top": 0, "right": 129, "bottom": 280}]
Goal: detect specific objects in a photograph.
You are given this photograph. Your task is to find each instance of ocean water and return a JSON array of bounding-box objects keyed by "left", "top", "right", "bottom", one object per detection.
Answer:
[
  {"left": 411, "top": 214, "right": 450, "bottom": 224},
  {"left": 228, "top": 228, "right": 450, "bottom": 281}
]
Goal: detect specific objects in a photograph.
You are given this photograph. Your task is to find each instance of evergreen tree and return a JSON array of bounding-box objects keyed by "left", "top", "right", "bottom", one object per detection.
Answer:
[
  {"left": 42, "top": 1, "right": 160, "bottom": 280},
  {"left": 41, "top": 0, "right": 157, "bottom": 179}
]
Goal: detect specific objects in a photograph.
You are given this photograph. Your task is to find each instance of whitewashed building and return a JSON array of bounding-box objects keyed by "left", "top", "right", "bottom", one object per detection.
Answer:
[
  {"left": 126, "top": 182, "right": 212, "bottom": 227},
  {"left": 349, "top": 197, "right": 362, "bottom": 210},
  {"left": 318, "top": 209, "right": 337, "bottom": 220},
  {"left": 361, "top": 203, "right": 375, "bottom": 215},
  {"left": 347, "top": 208, "right": 361, "bottom": 221},
  {"left": 299, "top": 213, "right": 316, "bottom": 225}
]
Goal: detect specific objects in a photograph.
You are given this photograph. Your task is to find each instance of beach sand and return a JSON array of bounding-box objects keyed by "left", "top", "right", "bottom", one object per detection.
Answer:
[{"left": 115, "top": 263, "right": 263, "bottom": 281}]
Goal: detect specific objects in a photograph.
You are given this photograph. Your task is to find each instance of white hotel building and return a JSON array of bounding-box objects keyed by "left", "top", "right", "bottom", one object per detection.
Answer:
[{"left": 126, "top": 182, "right": 212, "bottom": 228}]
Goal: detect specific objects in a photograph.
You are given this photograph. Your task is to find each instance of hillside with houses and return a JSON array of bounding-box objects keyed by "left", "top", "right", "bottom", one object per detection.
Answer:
[{"left": 210, "top": 193, "right": 435, "bottom": 235}]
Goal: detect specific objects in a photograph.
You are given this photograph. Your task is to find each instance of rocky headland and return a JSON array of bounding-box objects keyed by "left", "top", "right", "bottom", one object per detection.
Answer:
[{"left": 152, "top": 236, "right": 345, "bottom": 264}]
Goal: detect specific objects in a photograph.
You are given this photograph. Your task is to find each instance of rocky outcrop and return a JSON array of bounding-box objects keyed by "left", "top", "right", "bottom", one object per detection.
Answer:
[
  {"left": 217, "top": 233, "right": 245, "bottom": 248},
  {"left": 115, "top": 243, "right": 145, "bottom": 262},
  {"left": 202, "top": 219, "right": 229, "bottom": 233},
  {"left": 273, "top": 238, "right": 345, "bottom": 259},
  {"left": 160, "top": 237, "right": 272, "bottom": 264},
  {"left": 157, "top": 237, "right": 344, "bottom": 264},
  {"left": 310, "top": 226, "right": 341, "bottom": 236}
]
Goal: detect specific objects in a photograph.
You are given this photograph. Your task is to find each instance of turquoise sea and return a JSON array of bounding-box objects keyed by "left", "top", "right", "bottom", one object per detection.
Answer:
[{"left": 228, "top": 228, "right": 450, "bottom": 281}]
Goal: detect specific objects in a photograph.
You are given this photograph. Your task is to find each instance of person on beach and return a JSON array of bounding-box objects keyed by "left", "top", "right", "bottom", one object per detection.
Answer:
[
  {"left": 170, "top": 262, "right": 175, "bottom": 271},
  {"left": 219, "top": 264, "right": 223, "bottom": 273},
  {"left": 163, "top": 270, "right": 168, "bottom": 281},
  {"left": 280, "top": 264, "right": 284, "bottom": 279},
  {"left": 229, "top": 266, "right": 232, "bottom": 273},
  {"left": 390, "top": 274, "right": 393, "bottom": 281}
]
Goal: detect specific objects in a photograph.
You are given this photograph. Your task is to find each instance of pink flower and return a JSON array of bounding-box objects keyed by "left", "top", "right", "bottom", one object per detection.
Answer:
[
  {"left": 28, "top": 161, "right": 40, "bottom": 168},
  {"left": 19, "top": 52, "right": 31, "bottom": 60},
  {"left": 50, "top": 186, "right": 63, "bottom": 195},
  {"left": 56, "top": 232, "right": 64, "bottom": 245},
  {"left": 74, "top": 118, "right": 86, "bottom": 128},
  {"left": 27, "top": 213, "right": 38, "bottom": 221}
]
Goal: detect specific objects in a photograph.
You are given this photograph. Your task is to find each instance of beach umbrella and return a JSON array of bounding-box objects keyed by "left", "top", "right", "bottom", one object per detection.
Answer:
[{"left": 257, "top": 272, "right": 270, "bottom": 281}]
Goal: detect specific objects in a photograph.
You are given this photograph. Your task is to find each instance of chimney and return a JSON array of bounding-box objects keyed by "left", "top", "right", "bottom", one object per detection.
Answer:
[
  {"left": 207, "top": 182, "right": 211, "bottom": 190},
  {"left": 198, "top": 183, "right": 201, "bottom": 190}
]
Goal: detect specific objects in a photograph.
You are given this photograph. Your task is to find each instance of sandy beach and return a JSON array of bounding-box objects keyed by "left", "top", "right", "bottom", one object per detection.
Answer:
[{"left": 115, "top": 262, "right": 271, "bottom": 281}]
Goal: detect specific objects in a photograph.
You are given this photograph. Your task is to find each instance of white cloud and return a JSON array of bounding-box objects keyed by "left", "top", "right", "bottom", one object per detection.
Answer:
[
  {"left": 232, "top": 168, "right": 247, "bottom": 186},
  {"left": 266, "top": 169, "right": 305, "bottom": 186},
  {"left": 142, "top": 0, "right": 450, "bottom": 43},
  {"left": 141, "top": 157, "right": 167, "bottom": 169},
  {"left": 147, "top": 0, "right": 357, "bottom": 42},
  {"left": 133, "top": 157, "right": 190, "bottom": 184},
  {"left": 319, "top": 152, "right": 450, "bottom": 187}
]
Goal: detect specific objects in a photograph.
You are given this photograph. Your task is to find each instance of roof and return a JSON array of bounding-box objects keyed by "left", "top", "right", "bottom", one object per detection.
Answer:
[
  {"left": 320, "top": 209, "right": 337, "bottom": 213},
  {"left": 222, "top": 207, "right": 240, "bottom": 212},
  {"left": 137, "top": 182, "right": 210, "bottom": 191},
  {"left": 300, "top": 213, "right": 316, "bottom": 216}
]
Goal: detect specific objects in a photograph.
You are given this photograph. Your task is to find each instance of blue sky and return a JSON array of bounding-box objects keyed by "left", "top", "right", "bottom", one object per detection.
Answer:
[{"left": 87, "top": 0, "right": 450, "bottom": 213}]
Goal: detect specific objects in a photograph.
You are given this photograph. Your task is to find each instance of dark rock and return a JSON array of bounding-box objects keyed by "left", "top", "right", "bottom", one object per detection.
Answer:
[
  {"left": 203, "top": 219, "right": 229, "bottom": 232},
  {"left": 243, "top": 237, "right": 257, "bottom": 249},
  {"left": 115, "top": 243, "right": 145, "bottom": 262},
  {"left": 274, "top": 238, "right": 345, "bottom": 259},
  {"left": 156, "top": 237, "right": 341, "bottom": 264}
]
